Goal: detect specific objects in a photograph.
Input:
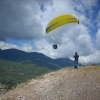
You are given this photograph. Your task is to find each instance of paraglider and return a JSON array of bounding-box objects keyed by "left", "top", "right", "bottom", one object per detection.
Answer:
[
  {"left": 46, "top": 14, "right": 79, "bottom": 49},
  {"left": 52, "top": 44, "right": 58, "bottom": 49}
]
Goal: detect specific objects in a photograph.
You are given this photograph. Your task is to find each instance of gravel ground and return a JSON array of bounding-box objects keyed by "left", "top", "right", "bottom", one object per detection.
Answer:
[{"left": 0, "top": 66, "right": 100, "bottom": 100}]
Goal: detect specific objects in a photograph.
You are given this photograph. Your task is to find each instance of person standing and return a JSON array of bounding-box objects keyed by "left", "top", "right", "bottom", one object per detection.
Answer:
[{"left": 73, "top": 52, "right": 79, "bottom": 69}]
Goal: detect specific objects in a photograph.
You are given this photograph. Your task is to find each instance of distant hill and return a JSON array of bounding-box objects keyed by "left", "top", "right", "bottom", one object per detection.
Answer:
[{"left": 0, "top": 49, "right": 75, "bottom": 70}]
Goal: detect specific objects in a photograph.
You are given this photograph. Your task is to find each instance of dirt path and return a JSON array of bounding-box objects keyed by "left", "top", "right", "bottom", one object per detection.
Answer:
[{"left": 0, "top": 66, "right": 100, "bottom": 100}]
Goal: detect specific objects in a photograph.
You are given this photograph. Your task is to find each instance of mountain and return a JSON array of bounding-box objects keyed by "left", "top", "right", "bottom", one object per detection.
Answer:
[
  {"left": 0, "top": 49, "right": 74, "bottom": 70},
  {"left": 0, "top": 66, "right": 100, "bottom": 100}
]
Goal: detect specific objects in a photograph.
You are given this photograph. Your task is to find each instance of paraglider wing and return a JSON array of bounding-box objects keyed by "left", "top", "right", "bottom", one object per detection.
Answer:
[{"left": 46, "top": 14, "right": 79, "bottom": 33}]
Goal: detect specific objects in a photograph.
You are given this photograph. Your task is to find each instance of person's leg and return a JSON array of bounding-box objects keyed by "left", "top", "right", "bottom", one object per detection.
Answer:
[
  {"left": 74, "top": 66, "right": 76, "bottom": 69},
  {"left": 76, "top": 61, "right": 78, "bottom": 69},
  {"left": 74, "top": 60, "right": 77, "bottom": 69}
]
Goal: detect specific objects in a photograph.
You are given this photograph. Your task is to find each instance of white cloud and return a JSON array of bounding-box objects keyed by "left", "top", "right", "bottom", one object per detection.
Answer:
[
  {"left": 97, "top": 10, "right": 100, "bottom": 27},
  {"left": 0, "top": 0, "right": 46, "bottom": 40},
  {"left": 0, "top": 41, "right": 18, "bottom": 50},
  {"left": 80, "top": 0, "right": 98, "bottom": 10},
  {"left": 79, "top": 50, "right": 100, "bottom": 64},
  {"left": 96, "top": 29, "right": 100, "bottom": 50}
]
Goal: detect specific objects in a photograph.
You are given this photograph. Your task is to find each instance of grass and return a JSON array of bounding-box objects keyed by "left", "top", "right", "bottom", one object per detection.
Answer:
[
  {"left": 58, "top": 94, "right": 64, "bottom": 98},
  {"left": 0, "top": 59, "right": 52, "bottom": 90}
]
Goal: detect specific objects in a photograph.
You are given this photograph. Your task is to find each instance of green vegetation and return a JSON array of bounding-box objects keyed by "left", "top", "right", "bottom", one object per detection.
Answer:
[
  {"left": 72, "top": 98, "right": 79, "bottom": 100},
  {"left": 0, "top": 59, "right": 52, "bottom": 90},
  {"left": 58, "top": 94, "right": 64, "bottom": 98}
]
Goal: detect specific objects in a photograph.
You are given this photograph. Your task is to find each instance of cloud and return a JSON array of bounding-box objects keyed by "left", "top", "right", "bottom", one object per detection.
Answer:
[
  {"left": 96, "top": 29, "right": 100, "bottom": 50},
  {"left": 97, "top": 10, "right": 100, "bottom": 27},
  {"left": 27, "top": 23, "right": 95, "bottom": 61},
  {"left": 0, "top": 41, "right": 18, "bottom": 50},
  {"left": 79, "top": 50, "right": 100, "bottom": 64},
  {"left": 81, "top": 0, "right": 98, "bottom": 10},
  {"left": 0, "top": 0, "right": 51, "bottom": 41}
]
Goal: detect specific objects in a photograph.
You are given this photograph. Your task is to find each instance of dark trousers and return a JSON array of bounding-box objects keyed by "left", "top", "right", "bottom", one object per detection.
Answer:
[{"left": 74, "top": 60, "right": 78, "bottom": 69}]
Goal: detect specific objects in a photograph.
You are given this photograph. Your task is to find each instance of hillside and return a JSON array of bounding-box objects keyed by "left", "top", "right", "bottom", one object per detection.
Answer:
[
  {"left": 0, "top": 49, "right": 75, "bottom": 70},
  {"left": 0, "top": 59, "right": 52, "bottom": 91},
  {"left": 0, "top": 65, "right": 100, "bottom": 100}
]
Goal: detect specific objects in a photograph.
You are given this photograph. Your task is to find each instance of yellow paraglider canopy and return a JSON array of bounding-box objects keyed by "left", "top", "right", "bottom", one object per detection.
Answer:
[{"left": 46, "top": 14, "right": 79, "bottom": 33}]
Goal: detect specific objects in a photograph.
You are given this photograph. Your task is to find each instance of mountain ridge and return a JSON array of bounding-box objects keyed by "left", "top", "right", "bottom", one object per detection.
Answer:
[{"left": 0, "top": 48, "right": 75, "bottom": 69}]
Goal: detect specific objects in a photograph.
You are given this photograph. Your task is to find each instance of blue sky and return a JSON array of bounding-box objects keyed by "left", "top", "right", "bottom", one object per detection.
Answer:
[{"left": 0, "top": 0, "right": 100, "bottom": 64}]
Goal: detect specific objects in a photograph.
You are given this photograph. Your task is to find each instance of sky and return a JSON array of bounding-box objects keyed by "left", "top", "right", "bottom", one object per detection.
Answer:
[{"left": 0, "top": 0, "right": 100, "bottom": 64}]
